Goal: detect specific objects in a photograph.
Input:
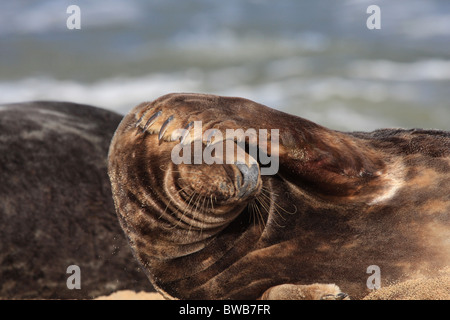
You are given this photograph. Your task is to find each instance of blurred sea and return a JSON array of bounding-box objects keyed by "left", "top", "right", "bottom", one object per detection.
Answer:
[{"left": 1, "top": 0, "right": 450, "bottom": 131}]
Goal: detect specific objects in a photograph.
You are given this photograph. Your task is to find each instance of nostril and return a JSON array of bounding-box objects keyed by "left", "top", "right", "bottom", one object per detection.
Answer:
[{"left": 236, "top": 163, "right": 260, "bottom": 198}]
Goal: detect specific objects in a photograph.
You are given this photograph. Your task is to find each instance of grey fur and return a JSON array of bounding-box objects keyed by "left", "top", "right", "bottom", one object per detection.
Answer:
[{"left": 0, "top": 101, "right": 151, "bottom": 299}]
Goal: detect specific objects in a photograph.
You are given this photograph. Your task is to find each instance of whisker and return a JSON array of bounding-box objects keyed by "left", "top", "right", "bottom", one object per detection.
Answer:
[
  {"left": 248, "top": 201, "right": 255, "bottom": 225},
  {"left": 199, "top": 193, "right": 210, "bottom": 238},
  {"left": 159, "top": 165, "right": 207, "bottom": 176},
  {"left": 186, "top": 192, "right": 203, "bottom": 235},
  {"left": 251, "top": 200, "right": 265, "bottom": 233},
  {"left": 257, "top": 193, "right": 285, "bottom": 228},
  {"left": 254, "top": 197, "right": 268, "bottom": 230},
  {"left": 261, "top": 186, "right": 278, "bottom": 197},
  {"left": 258, "top": 191, "right": 286, "bottom": 221},
  {"left": 210, "top": 194, "right": 215, "bottom": 212},
  {"left": 158, "top": 185, "right": 190, "bottom": 221},
  {"left": 165, "top": 190, "right": 197, "bottom": 230},
  {"left": 260, "top": 188, "right": 297, "bottom": 215}
]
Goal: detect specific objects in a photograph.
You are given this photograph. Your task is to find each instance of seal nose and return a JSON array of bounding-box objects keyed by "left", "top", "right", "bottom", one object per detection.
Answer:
[{"left": 236, "top": 162, "right": 260, "bottom": 198}]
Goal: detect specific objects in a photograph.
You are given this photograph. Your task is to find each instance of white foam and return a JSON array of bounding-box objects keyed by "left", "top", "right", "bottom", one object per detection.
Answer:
[
  {"left": 0, "top": 61, "right": 446, "bottom": 132},
  {"left": 0, "top": 74, "right": 202, "bottom": 115},
  {"left": 348, "top": 59, "right": 450, "bottom": 81}
]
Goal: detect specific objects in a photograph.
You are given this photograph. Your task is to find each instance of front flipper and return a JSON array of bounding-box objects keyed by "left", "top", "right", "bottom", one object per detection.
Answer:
[
  {"left": 134, "top": 93, "right": 386, "bottom": 199},
  {"left": 260, "top": 283, "right": 349, "bottom": 300}
]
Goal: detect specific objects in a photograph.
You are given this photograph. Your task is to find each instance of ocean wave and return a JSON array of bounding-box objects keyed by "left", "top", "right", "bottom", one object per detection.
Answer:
[
  {"left": 0, "top": 74, "right": 201, "bottom": 114},
  {"left": 0, "top": 64, "right": 426, "bottom": 111},
  {"left": 348, "top": 59, "right": 450, "bottom": 81},
  {"left": 2, "top": 67, "right": 444, "bottom": 132}
]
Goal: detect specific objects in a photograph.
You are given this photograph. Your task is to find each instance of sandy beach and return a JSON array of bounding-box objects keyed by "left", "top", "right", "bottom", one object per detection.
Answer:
[
  {"left": 96, "top": 290, "right": 165, "bottom": 300},
  {"left": 95, "top": 268, "right": 450, "bottom": 300}
]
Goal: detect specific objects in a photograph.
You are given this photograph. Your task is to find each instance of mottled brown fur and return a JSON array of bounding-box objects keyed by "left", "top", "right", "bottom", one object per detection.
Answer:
[{"left": 108, "top": 93, "right": 449, "bottom": 299}]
